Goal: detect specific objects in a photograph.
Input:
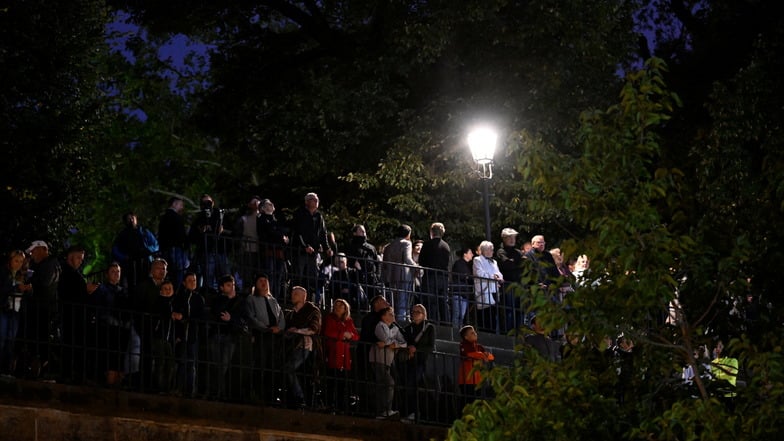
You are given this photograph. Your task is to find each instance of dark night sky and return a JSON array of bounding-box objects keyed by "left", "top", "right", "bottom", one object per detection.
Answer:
[{"left": 104, "top": 6, "right": 680, "bottom": 120}]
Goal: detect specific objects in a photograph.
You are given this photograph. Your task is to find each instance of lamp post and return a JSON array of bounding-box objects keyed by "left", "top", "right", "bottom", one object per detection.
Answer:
[{"left": 467, "top": 126, "right": 497, "bottom": 241}]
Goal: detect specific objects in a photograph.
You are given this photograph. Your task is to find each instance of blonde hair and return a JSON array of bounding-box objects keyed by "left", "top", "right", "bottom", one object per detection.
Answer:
[
  {"left": 8, "top": 250, "right": 25, "bottom": 262},
  {"left": 332, "top": 298, "right": 351, "bottom": 320},
  {"left": 7, "top": 250, "right": 26, "bottom": 272},
  {"left": 411, "top": 303, "right": 427, "bottom": 320}
]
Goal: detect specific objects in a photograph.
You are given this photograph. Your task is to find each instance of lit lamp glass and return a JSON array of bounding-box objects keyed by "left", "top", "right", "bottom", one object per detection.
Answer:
[{"left": 467, "top": 127, "right": 497, "bottom": 165}]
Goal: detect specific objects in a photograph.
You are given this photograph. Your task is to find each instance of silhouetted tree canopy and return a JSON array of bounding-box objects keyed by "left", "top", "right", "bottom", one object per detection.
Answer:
[{"left": 3, "top": 2, "right": 784, "bottom": 437}]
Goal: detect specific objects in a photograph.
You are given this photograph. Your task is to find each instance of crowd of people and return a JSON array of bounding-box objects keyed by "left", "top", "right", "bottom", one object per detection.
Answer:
[
  {"left": 0, "top": 243, "right": 450, "bottom": 422},
  {"left": 0, "top": 190, "right": 745, "bottom": 424},
  {"left": 104, "top": 191, "right": 592, "bottom": 335},
  {"left": 0, "top": 191, "right": 578, "bottom": 420}
]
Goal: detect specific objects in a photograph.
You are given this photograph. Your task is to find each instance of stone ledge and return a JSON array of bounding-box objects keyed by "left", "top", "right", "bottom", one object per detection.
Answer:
[{"left": 0, "top": 378, "right": 446, "bottom": 441}]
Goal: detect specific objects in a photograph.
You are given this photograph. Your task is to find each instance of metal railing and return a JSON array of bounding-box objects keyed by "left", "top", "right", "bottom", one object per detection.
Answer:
[
  {"left": 192, "top": 233, "right": 534, "bottom": 334},
  {"left": 1, "top": 233, "right": 530, "bottom": 426},
  {"left": 10, "top": 300, "right": 498, "bottom": 426}
]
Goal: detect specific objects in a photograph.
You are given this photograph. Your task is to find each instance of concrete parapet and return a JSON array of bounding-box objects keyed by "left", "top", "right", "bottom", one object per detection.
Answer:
[{"left": 0, "top": 378, "right": 446, "bottom": 441}]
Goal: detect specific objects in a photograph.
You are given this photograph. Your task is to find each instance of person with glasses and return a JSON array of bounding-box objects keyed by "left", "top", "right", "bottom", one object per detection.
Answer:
[
  {"left": 524, "top": 235, "right": 560, "bottom": 289},
  {"left": 400, "top": 304, "right": 435, "bottom": 423},
  {"left": 370, "top": 306, "right": 407, "bottom": 419}
]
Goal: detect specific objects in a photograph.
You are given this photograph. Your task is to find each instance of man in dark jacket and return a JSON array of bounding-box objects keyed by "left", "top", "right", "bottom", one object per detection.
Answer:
[
  {"left": 496, "top": 228, "right": 525, "bottom": 333},
  {"left": 131, "top": 257, "right": 168, "bottom": 389},
  {"left": 209, "top": 274, "right": 250, "bottom": 400},
  {"left": 357, "top": 295, "right": 389, "bottom": 414},
  {"left": 158, "top": 197, "right": 189, "bottom": 287},
  {"left": 418, "top": 222, "right": 451, "bottom": 324},
  {"left": 25, "top": 240, "right": 60, "bottom": 379},
  {"left": 257, "top": 199, "right": 289, "bottom": 301},
  {"left": 58, "top": 245, "right": 99, "bottom": 383},
  {"left": 189, "top": 194, "right": 226, "bottom": 291},
  {"left": 524, "top": 235, "right": 560, "bottom": 288},
  {"left": 290, "top": 193, "right": 332, "bottom": 300},
  {"left": 345, "top": 224, "right": 380, "bottom": 305},
  {"left": 283, "top": 286, "right": 321, "bottom": 408},
  {"left": 113, "top": 212, "right": 155, "bottom": 290}
]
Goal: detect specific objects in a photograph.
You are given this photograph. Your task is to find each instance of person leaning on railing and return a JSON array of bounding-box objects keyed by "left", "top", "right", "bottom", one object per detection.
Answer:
[
  {"left": 0, "top": 249, "right": 31, "bottom": 376},
  {"left": 322, "top": 298, "right": 359, "bottom": 411},
  {"left": 450, "top": 247, "right": 474, "bottom": 329},
  {"left": 399, "top": 303, "right": 436, "bottom": 423},
  {"left": 370, "top": 305, "right": 407, "bottom": 419},
  {"left": 472, "top": 241, "right": 503, "bottom": 333}
]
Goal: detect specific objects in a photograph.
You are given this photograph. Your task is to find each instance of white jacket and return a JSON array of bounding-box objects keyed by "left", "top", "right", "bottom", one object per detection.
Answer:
[
  {"left": 473, "top": 256, "right": 502, "bottom": 309},
  {"left": 369, "top": 321, "right": 407, "bottom": 365}
]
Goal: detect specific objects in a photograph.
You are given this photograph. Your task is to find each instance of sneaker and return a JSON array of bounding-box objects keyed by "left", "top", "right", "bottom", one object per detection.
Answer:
[
  {"left": 376, "top": 410, "right": 399, "bottom": 419},
  {"left": 402, "top": 413, "right": 416, "bottom": 424}
]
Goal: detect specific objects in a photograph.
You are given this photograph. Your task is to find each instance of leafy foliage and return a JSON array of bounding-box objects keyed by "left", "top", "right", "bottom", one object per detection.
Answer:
[
  {"left": 106, "top": 0, "right": 639, "bottom": 247},
  {"left": 450, "top": 4, "right": 784, "bottom": 437},
  {"left": 0, "top": 0, "right": 109, "bottom": 252},
  {"left": 450, "top": 49, "right": 784, "bottom": 441},
  {"left": 2, "top": 0, "right": 784, "bottom": 439}
]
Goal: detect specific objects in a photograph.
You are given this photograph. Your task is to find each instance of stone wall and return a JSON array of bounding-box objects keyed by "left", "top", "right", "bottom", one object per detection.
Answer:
[{"left": 0, "top": 378, "right": 446, "bottom": 441}]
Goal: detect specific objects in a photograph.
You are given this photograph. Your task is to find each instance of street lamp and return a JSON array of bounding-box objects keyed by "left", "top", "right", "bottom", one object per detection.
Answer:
[{"left": 467, "top": 126, "right": 497, "bottom": 241}]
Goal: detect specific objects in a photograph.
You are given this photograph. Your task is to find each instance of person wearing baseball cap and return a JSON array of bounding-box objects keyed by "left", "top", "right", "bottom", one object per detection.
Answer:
[
  {"left": 500, "top": 228, "right": 518, "bottom": 239},
  {"left": 25, "top": 239, "right": 61, "bottom": 379},
  {"left": 26, "top": 240, "right": 48, "bottom": 254},
  {"left": 496, "top": 228, "right": 525, "bottom": 333}
]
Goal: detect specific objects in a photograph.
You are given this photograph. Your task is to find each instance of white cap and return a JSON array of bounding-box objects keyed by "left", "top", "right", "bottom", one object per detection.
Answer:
[
  {"left": 501, "top": 228, "right": 519, "bottom": 238},
  {"left": 26, "top": 240, "right": 48, "bottom": 253}
]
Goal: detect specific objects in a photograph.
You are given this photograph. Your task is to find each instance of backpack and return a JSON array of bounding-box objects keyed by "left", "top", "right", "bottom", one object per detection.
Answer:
[{"left": 140, "top": 226, "right": 160, "bottom": 255}]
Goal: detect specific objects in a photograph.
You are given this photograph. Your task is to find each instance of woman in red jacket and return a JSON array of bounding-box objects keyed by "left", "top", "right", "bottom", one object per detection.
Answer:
[{"left": 322, "top": 298, "right": 359, "bottom": 411}]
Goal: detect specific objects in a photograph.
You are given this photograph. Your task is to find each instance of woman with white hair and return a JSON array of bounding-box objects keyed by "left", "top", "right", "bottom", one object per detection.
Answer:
[{"left": 473, "top": 241, "right": 503, "bottom": 333}]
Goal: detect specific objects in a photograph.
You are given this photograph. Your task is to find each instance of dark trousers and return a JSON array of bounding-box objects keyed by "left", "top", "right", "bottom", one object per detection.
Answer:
[
  {"left": 252, "top": 331, "right": 283, "bottom": 404},
  {"left": 294, "top": 252, "right": 319, "bottom": 301},
  {"left": 175, "top": 340, "right": 199, "bottom": 397}
]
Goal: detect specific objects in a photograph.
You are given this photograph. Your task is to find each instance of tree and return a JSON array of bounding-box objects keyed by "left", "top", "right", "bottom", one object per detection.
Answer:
[
  {"left": 0, "top": 0, "right": 110, "bottom": 252},
  {"left": 75, "top": 16, "right": 221, "bottom": 270},
  {"left": 109, "top": 0, "right": 640, "bottom": 247},
  {"left": 453, "top": 3, "right": 784, "bottom": 438},
  {"left": 450, "top": 39, "right": 784, "bottom": 441},
  {"left": 450, "top": 55, "right": 784, "bottom": 440}
]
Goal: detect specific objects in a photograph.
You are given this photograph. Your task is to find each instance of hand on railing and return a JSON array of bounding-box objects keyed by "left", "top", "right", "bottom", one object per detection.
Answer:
[{"left": 86, "top": 282, "right": 100, "bottom": 295}]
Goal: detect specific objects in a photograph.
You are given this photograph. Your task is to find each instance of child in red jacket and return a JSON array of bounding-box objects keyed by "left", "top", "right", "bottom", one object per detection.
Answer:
[{"left": 458, "top": 325, "right": 494, "bottom": 406}]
